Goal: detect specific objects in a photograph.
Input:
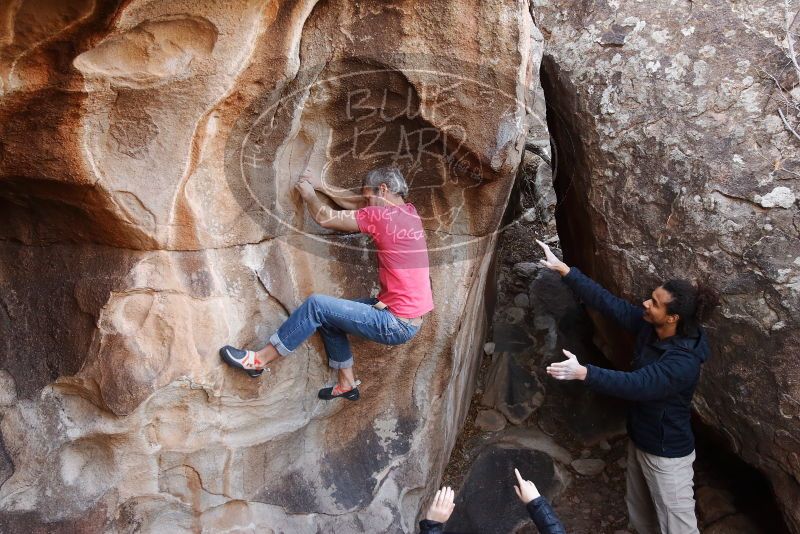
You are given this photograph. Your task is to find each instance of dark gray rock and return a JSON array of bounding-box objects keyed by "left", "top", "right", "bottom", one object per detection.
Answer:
[
  {"left": 512, "top": 261, "right": 541, "bottom": 280},
  {"left": 482, "top": 352, "right": 544, "bottom": 425},
  {"left": 514, "top": 293, "right": 531, "bottom": 308},
  {"left": 505, "top": 306, "right": 527, "bottom": 324},
  {"left": 704, "top": 514, "right": 760, "bottom": 534},
  {"left": 597, "top": 24, "right": 634, "bottom": 47},
  {"left": 446, "top": 446, "right": 562, "bottom": 533},
  {"left": 534, "top": 162, "right": 557, "bottom": 226},
  {"left": 538, "top": 382, "right": 627, "bottom": 446},
  {"left": 696, "top": 486, "right": 737, "bottom": 526},
  {"left": 493, "top": 323, "right": 535, "bottom": 353}
]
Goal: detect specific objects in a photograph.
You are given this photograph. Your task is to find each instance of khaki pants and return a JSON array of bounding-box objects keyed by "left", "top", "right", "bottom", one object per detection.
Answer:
[{"left": 626, "top": 441, "right": 699, "bottom": 534}]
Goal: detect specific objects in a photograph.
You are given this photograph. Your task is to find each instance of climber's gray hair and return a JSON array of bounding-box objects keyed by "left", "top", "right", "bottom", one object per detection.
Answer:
[{"left": 362, "top": 166, "right": 409, "bottom": 198}]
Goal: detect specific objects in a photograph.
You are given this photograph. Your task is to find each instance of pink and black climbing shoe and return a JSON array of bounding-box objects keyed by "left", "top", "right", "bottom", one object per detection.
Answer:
[
  {"left": 219, "top": 345, "right": 264, "bottom": 378},
  {"left": 318, "top": 383, "right": 360, "bottom": 401}
]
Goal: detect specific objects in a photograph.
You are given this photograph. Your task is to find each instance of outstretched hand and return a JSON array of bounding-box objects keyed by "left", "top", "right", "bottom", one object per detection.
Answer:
[
  {"left": 514, "top": 468, "right": 541, "bottom": 504},
  {"left": 536, "top": 239, "right": 570, "bottom": 276},
  {"left": 425, "top": 486, "right": 456, "bottom": 523},
  {"left": 546, "top": 349, "right": 587, "bottom": 381}
]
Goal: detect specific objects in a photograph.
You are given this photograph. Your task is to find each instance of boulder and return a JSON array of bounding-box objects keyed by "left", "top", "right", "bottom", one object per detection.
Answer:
[
  {"left": 533, "top": 162, "right": 557, "bottom": 226},
  {"left": 505, "top": 306, "right": 528, "bottom": 324},
  {"left": 570, "top": 458, "right": 606, "bottom": 477},
  {"left": 482, "top": 352, "right": 545, "bottom": 425},
  {"left": 492, "top": 323, "right": 535, "bottom": 353},
  {"left": 513, "top": 261, "right": 541, "bottom": 280},
  {"left": 0, "top": 1, "right": 541, "bottom": 531},
  {"left": 475, "top": 409, "right": 508, "bottom": 433},
  {"left": 445, "top": 445, "right": 565, "bottom": 533},
  {"left": 696, "top": 485, "right": 737, "bottom": 526},
  {"left": 535, "top": 0, "right": 800, "bottom": 528}
]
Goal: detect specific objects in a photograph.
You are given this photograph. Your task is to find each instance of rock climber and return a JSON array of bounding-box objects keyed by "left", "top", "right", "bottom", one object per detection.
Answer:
[
  {"left": 538, "top": 240, "right": 719, "bottom": 534},
  {"left": 220, "top": 166, "right": 433, "bottom": 401}
]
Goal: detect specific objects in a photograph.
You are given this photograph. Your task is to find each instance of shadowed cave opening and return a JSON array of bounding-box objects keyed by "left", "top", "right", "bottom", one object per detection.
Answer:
[
  {"left": 538, "top": 54, "right": 791, "bottom": 532},
  {"left": 692, "top": 419, "right": 791, "bottom": 534}
]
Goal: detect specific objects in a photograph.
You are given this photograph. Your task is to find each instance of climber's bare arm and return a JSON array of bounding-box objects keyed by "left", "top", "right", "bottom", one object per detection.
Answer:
[
  {"left": 300, "top": 169, "right": 364, "bottom": 211},
  {"left": 295, "top": 179, "right": 360, "bottom": 233}
]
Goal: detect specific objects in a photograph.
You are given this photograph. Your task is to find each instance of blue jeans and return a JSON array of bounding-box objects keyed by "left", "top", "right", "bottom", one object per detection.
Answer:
[{"left": 269, "top": 294, "right": 420, "bottom": 369}]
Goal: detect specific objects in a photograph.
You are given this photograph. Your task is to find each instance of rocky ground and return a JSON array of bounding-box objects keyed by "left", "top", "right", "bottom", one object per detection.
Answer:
[{"left": 439, "top": 149, "right": 788, "bottom": 534}]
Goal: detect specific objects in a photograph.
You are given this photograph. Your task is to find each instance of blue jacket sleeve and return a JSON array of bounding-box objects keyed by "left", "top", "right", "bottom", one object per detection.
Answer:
[
  {"left": 526, "top": 497, "right": 566, "bottom": 534},
  {"left": 418, "top": 519, "right": 444, "bottom": 534},
  {"left": 584, "top": 350, "right": 700, "bottom": 401},
  {"left": 562, "top": 267, "right": 646, "bottom": 333}
]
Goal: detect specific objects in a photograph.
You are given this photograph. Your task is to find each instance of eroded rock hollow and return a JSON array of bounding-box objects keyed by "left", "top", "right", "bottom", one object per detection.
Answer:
[{"left": 0, "top": 1, "right": 540, "bottom": 531}]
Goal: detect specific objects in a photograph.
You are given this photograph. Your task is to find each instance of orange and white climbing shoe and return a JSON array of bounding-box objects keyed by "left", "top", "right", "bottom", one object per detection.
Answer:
[{"left": 219, "top": 345, "right": 265, "bottom": 378}]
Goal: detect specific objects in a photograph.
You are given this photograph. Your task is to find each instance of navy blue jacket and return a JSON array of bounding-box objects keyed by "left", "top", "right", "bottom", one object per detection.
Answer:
[
  {"left": 419, "top": 496, "right": 565, "bottom": 534},
  {"left": 562, "top": 267, "right": 710, "bottom": 458},
  {"left": 526, "top": 497, "right": 567, "bottom": 534}
]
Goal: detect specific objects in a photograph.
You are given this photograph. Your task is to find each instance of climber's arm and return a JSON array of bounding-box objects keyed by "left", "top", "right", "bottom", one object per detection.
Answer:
[
  {"left": 295, "top": 179, "right": 359, "bottom": 233},
  {"left": 301, "top": 169, "right": 365, "bottom": 210}
]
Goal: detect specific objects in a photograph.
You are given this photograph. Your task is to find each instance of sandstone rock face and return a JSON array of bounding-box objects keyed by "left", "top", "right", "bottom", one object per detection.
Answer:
[
  {"left": 534, "top": 0, "right": 800, "bottom": 529},
  {"left": 0, "top": 1, "right": 540, "bottom": 531}
]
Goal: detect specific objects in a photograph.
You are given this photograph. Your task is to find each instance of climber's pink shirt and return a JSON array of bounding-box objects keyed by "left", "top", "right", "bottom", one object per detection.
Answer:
[{"left": 356, "top": 204, "right": 434, "bottom": 318}]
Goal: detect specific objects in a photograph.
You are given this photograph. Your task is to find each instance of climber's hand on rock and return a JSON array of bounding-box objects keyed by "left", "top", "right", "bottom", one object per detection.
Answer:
[
  {"left": 536, "top": 239, "right": 570, "bottom": 276},
  {"left": 514, "top": 468, "right": 541, "bottom": 504},
  {"left": 294, "top": 178, "right": 316, "bottom": 201},
  {"left": 546, "top": 349, "right": 587, "bottom": 381},
  {"left": 300, "top": 167, "right": 323, "bottom": 190},
  {"left": 425, "top": 486, "right": 456, "bottom": 523}
]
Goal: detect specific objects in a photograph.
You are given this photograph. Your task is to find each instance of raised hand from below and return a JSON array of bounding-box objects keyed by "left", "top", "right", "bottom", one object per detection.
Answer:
[
  {"left": 514, "top": 468, "right": 541, "bottom": 504},
  {"left": 546, "top": 349, "right": 587, "bottom": 381},
  {"left": 425, "top": 486, "right": 456, "bottom": 523},
  {"left": 536, "top": 239, "right": 570, "bottom": 276}
]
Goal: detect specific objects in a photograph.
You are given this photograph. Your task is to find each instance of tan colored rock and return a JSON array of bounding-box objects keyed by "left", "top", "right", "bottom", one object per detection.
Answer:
[
  {"left": 73, "top": 17, "right": 218, "bottom": 88},
  {"left": 475, "top": 409, "right": 507, "bottom": 432},
  {"left": 571, "top": 458, "right": 605, "bottom": 477},
  {"left": 0, "top": 0, "right": 540, "bottom": 531}
]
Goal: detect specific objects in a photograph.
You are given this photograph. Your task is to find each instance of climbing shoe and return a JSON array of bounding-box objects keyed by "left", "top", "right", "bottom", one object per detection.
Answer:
[
  {"left": 219, "top": 345, "right": 264, "bottom": 378},
  {"left": 318, "top": 383, "right": 360, "bottom": 401}
]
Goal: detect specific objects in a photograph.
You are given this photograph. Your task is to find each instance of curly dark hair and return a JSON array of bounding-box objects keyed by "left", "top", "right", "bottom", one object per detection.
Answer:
[{"left": 661, "top": 279, "right": 720, "bottom": 337}]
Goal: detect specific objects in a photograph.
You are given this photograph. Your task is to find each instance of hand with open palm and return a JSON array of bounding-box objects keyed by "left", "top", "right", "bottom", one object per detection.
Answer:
[
  {"left": 425, "top": 486, "right": 456, "bottom": 523},
  {"left": 536, "top": 239, "right": 570, "bottom": 276},
  {"left": 546, "top": 349, "right": 587, "bottom": 381}
]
